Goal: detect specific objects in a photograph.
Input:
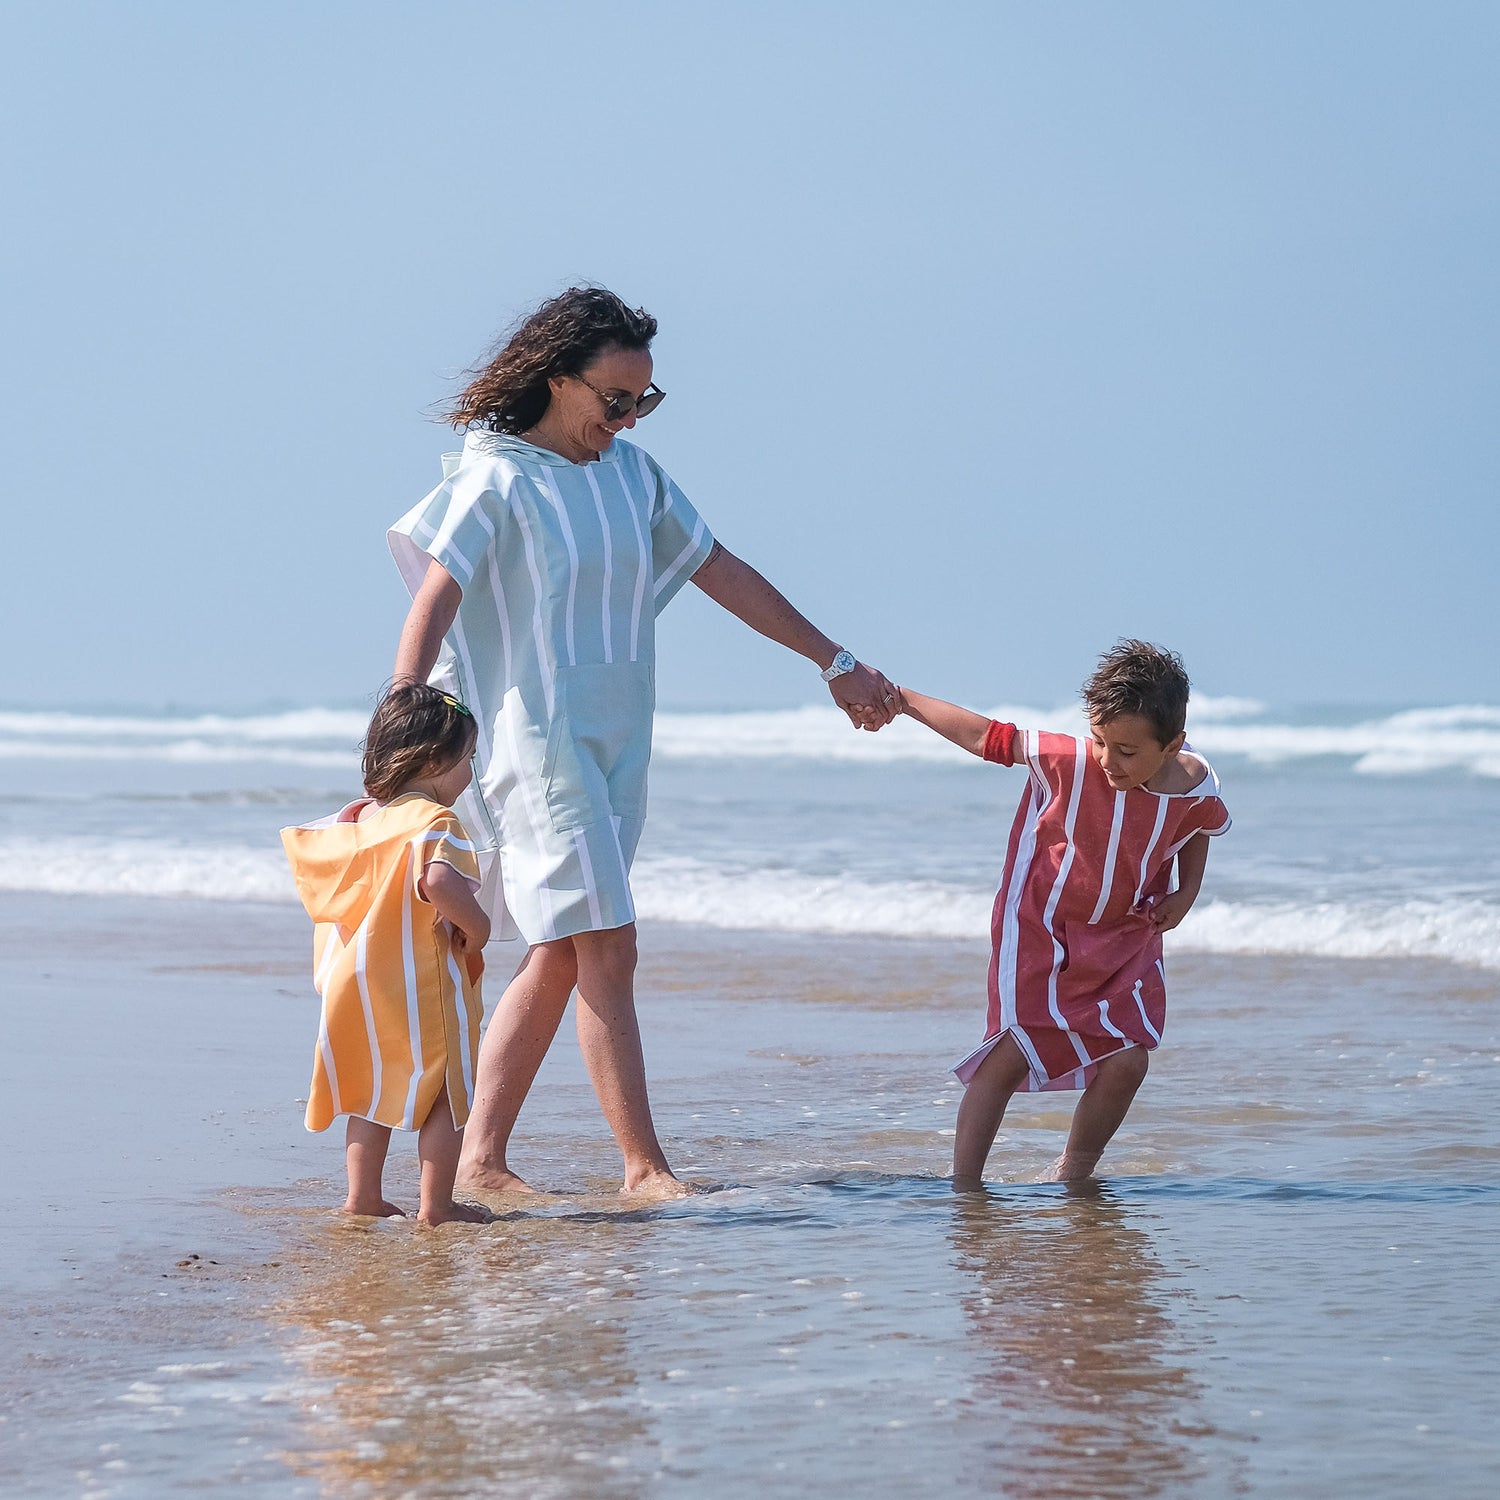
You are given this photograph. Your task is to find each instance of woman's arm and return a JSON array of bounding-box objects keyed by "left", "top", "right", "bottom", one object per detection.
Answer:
[
  {"left": 896, "top": 686, "right": 993, "bottom": 758},
  {"left": 691, "top": 543, "right": 895, "bottom": 728},
  {"left": 421, "top": 861, "right": 491, "bottom": 949},
  {"left": 393, "top": 559, "right": 462, "bottom": 685}
]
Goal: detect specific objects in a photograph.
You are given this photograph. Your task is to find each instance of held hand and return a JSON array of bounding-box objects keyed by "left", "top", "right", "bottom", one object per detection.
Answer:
[
  {"left": 1141, "top": 889, "right": 1195, "bottom": 933},
  {"left": 450, "top": 924, "right": 486, "bottom": 984},
  {"left": 829, "top": 663, "right": 899, "bottom": 731}
]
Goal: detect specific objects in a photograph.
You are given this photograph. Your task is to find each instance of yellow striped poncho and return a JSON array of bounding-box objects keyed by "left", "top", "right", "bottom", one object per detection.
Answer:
[{"left": 281, "top": 794, "right": 484, "bottom": 1133}]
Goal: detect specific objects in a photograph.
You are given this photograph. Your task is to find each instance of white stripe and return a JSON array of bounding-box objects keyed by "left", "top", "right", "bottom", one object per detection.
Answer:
[
  {"left": 994, "top": 730, "right": 1048, "bottom": 1033},
  {"left": 535, "top": 467, "right": 580, "bottom": 667},
  {"left": 400, "top": 842, "right": 423, "bottom": 1130},
  {"left": 1096, "top": 998, "right": 1130, "bottom": 1041},
  {"left": 1132, "top": 798, "right": 1171, "bottom": 906},
  {"left": 1087, "top": 792, "right": 1127, "bottom": 924},
  {"left": 610, "top": 814, "right": 636, "bottom": 922},
  {"left": 622, "top": 460, "right": 650, "bottom": 661},
  {"left": 498, "top": 698, "right": 557, "bottom": 941},
  {"left": 652, "top": 517, "right": 708, "bottom": 601},
  {"left": 315, "top": 1008, "right": 343, "bottom": 1119},
  {"left": 443, "top": 610, "right": 490, "bottom": 770},
  {"left": 572, "top": 828, "right": 604, "bottom": 930},
  {"left": 1041, "top": 740, "right": 1093, "bottom": 1066},
  {"left": 412, "top": 828, "right": 477, "bottom": 852},
  {"left": 1010, "top": 1026, "right": 1047, "bottom": 1082},
  {"left": 353, "top": 922, "right": 383, "bottom": 1116},
  {"left": 447, "top": 948, "right": 475, "bottom": 1114},
  {"left": 585, "top": 466, "right": 616, "bottom": 664},
  {"left": 483, "top": 542, "right": 515, "bottom": 692},
  {"left": 507, "top": 489, "right": 555, "bottom": 719},
  {"left": 428, "top": 492, "right": 478, "bottom": 584},
  {"left": 313, "top": 928, "right": 342, "bottom": 996},
  {"left": 1131, "top": 979, "right": 1162, "bottom": 1044}
]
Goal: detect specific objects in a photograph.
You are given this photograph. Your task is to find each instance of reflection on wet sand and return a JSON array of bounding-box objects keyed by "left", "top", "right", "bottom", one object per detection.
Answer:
[
  {"left": 268, "top": 1213, "right": 657, "bottom": 1499},
  {"left": 949, "top": 1183, "right": 1227, "bottom": 1498}
]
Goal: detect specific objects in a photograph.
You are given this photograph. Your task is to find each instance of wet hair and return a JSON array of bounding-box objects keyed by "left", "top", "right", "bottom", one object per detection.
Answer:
[
  {"left": 1080, "top": 639, "right": 1190, "bottom": 746},
  {"left": 446, "top": 286, "right": 658, "bottom": 434},
  {"left": 362, "top": 684, "right": 477, "bottom": 802}
]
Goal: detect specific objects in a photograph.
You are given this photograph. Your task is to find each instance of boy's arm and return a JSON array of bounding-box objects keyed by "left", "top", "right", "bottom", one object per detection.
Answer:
[
  {"left": 896, "top": 687, "right": 994, "bottom": 758},
  {"left": 421, "top": 861, "right": 492, "bottom": 949},
  {"left": 1146, "top": 834, "right": 1210, "bottom": 932}
]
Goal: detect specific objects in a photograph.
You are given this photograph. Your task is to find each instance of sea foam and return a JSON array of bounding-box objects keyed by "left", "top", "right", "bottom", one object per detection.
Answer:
[
  {"left": 5, "top": 839, "right": 1495, "bottom": 970},
  {"left": 3, "top": 702, "right": 1498, "bottom": 776}
]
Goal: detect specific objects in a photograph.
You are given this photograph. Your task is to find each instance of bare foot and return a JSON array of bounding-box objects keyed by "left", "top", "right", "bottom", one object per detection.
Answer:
[
  {"left": 456, "top": 1163, "right": 539, "bottom": 1195},
  {"left": 343, "top": 1198, "right": 406, "bottom": 1218},
  {"left": 417, "top": 1200, "right": 491, "bottom": 1227},
  {"left": 621, "top": 1169, "right": 696, "bottom": 1200},
  {"left": 1037, "top": 1153, "right": 1101, "bottom": 1183},
  {"left": 950, "top": 1174, "right": 987, "bottom": 1194}
]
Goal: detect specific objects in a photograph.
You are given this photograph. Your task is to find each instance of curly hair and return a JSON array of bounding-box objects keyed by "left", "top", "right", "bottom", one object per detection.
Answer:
[
  {"left": 1080, "top": 639, "right": 1191, "bottom": 746},
  {"left": 362, "top": 683, "right": 477, "bottom": 802},
  {"left": 446, "top": 286, "right": 658, "bottom": 433}
]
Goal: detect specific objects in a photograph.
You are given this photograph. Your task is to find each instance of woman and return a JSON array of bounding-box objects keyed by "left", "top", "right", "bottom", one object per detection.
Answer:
[{"left": 389, "top": 287, "right": 895, "bottom": 1196}]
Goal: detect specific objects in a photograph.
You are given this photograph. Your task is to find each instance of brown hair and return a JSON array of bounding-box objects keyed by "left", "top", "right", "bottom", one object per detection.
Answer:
[
  {"left": 446, "top": 286, "right": 658, "bottom": 433},
  {"left": 362, "top": 684, "right": 477, "bottom": 802},
  {"left": 1080, "top": 639, "right": 1191, "bottom": 746}
]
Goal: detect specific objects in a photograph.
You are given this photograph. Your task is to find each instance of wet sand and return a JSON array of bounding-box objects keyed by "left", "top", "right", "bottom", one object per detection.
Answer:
[{"left": 2, "top": 895, "right": 1498, "bottom": 1497}]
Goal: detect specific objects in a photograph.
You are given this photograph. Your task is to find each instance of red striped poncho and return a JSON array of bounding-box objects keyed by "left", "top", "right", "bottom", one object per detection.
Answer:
[{"left": 955, "top": 722, "right": 1231, "bottom": 1093}]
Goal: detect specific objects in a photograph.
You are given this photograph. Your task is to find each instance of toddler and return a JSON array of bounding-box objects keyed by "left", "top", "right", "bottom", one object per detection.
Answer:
[
  {"left": 282, "top": 684, "right": 491, "bottom": 1224},
  {"left": 897, "top": 640, "right": 1231, "bottom": 1187}
]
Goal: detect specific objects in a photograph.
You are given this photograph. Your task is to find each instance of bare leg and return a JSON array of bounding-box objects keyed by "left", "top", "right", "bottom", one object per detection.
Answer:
[
  {"left": 572, "top": 924, "right": 684, "bottom": 1195},
  {"left": 1046, "top": 1046, "right": 1150, "bottom": 1182},
  {"left": 952, "top": 1034, "right": 1032, "bottom": 1191},
  {"left": 344, "top": 1117, "right": 403, "bottom": 1217},
  {"left": 416, "top": 1084, "right": 487, "bottom": 1225},
  {"left": 456, "top": 940, "right": 579, "bottom": 1193}
]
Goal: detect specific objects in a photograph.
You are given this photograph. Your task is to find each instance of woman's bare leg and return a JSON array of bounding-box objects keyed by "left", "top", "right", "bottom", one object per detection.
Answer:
[
  {"left": 456, "top": 939, "right": 579, "bottom": 1193},
  {"left": 952, "top": 1033, "right": 1032, "bottom": 1191},
  {"left": 344, "top": 1117, "right": 402, "bottom": 1217},
  {"left": 1047, "top": 1046, "right": 1150, "bottom": 1181},
  {"left": 572, "top": 923, "right": 683, "bottom": 1195}
]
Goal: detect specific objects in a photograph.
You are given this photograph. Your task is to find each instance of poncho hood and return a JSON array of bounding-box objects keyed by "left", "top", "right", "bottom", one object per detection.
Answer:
[
  {"left": 280, "top": 804, "right": 383, "bottom": 926},
  {"left": 455, "top": 427, "right": 633, "bottom": 471}
]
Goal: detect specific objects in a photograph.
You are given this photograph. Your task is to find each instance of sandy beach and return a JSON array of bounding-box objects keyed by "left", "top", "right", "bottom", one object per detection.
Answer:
[{"left": 3, "top": 892, "right": 1497, "bottom": 1497}]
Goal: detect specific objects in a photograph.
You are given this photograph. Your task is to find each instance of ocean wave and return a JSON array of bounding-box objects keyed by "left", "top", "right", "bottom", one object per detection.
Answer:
[
  {"left": 2, "top": 702, "right": 1498, "bottom": 776},
  {"left": 4, "top": 840, "right": 1495, "bottom": 970}
]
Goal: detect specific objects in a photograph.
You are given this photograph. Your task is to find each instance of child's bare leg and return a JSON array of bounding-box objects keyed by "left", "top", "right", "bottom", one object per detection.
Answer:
[
  {"left": 417, "top": 1084, "right": 487, "bottom": 1226},
  {"left": 1048, "top": 1046, "right": 1150, "bottom": 1181},
  {"left": 953, "top": 1034, "right": 1032, "bottom": 1191},
  {"left": 344, "top": 1117, "right": 403, "bottom": 1216},
  {"left": 457, "top": 939, "right": 579, "bottom": 1194}
]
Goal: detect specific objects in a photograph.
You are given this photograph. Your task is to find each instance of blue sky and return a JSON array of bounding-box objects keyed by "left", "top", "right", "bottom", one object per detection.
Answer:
[{"left": 3, "top": 1, "right": 1495, "bottom": 711}]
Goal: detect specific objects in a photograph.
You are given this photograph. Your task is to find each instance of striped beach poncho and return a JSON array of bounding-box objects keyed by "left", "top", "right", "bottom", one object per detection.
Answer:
[
  {"left": 956, "top": 722, "right": 1231, "bottom": 1093},
  {"left": 281, "top": 794, "right": 484, "bottom": 1132},
  {"left": 387, "top": 431, "right": 715, "bottom": 946}
]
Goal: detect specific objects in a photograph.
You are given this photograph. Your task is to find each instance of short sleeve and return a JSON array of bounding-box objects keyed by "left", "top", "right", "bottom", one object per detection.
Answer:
[
  {"left": 1194, "top": 797, "right": 1232, "bottom": 837},
  {"left": 982, "top": 721, "right": 1019, "bottom": 766},
  {"left": 388, "top": 455, "right": 509, "bottom": 597},
  {"left": 628, "top": 447, "right": 715, "bottom": 612},
  {"left": 415, "top": 813, "right": 482, "bottom": 896}
]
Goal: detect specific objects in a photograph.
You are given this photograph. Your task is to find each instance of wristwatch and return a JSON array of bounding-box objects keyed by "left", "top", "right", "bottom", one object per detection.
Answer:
[{"left": 820, "top": 649, "right": 857, "bottom": 682}]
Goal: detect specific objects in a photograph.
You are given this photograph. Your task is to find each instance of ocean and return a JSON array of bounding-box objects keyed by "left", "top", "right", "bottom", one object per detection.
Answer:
[
  {"left": 3, "top": 695, "right": 1498, "bottom": 968},
  {"left": 1, "top": 697, "right": 1497, "bottom": 1497}
]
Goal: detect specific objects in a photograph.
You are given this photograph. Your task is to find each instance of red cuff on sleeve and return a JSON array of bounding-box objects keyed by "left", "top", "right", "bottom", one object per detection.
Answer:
[{"left": 982, "top": 720, "right": 1018, "bottom": 765}]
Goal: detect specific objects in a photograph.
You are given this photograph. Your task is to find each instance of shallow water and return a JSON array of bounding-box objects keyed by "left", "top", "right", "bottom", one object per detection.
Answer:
[{"left": 3, "top": 901, "right": 1497, "bottom": 1498}]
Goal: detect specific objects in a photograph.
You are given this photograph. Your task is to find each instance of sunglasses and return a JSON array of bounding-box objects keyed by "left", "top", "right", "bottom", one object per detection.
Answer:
[
  {"left": 438, "top": 692, "right": 473, "bottom": 719},
  {"left": 574, "top": 373, "right": 666, "bottom": 423}
]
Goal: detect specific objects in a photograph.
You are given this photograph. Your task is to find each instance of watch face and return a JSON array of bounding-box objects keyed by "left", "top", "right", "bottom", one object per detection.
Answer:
[{"left": 834, "top": 650, "right": 856, "bottom": 673}]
